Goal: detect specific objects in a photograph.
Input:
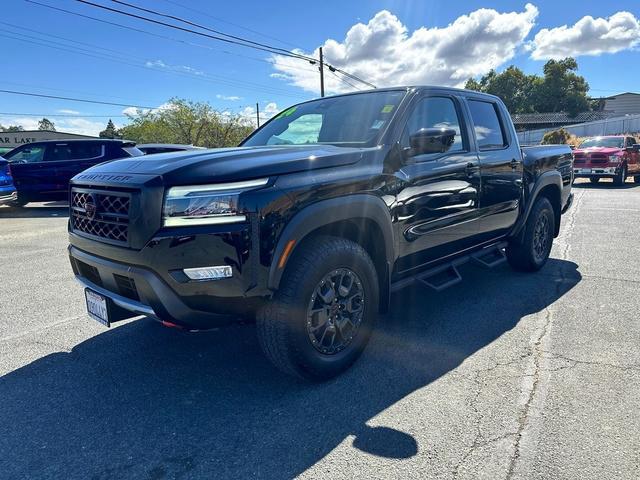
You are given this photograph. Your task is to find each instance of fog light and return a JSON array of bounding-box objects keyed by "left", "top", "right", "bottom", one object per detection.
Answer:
[{"left": 183, "top": 265, "right": 232, "bottom": 280}]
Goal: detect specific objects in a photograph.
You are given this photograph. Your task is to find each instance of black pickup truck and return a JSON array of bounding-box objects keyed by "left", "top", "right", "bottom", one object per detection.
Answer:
[{"left": 68, "top": 87, "right": 573, "bottom": 380}]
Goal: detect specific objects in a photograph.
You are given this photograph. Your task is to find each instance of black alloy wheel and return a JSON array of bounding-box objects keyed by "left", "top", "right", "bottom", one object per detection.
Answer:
[{"left": 306, "top": 268, "right": 365, "bottom": 355}]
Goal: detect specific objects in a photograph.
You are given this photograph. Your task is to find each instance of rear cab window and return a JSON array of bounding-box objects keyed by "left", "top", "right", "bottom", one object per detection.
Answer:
[{"left": 467, "top": 100, "right": 508, "bottom": 150}]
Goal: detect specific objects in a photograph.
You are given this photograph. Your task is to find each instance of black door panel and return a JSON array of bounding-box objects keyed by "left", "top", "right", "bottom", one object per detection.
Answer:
[
  {"left": 466, "top": 99, "right": 523, "bottom": 237},
  {"left": 393, "top": 151, "right": 481, "bottom": 273}
]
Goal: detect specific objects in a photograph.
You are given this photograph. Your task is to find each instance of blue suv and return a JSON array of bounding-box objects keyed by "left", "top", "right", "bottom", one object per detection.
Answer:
[{"left": 3, "top": 139, "right": 142, "bottom": 206}]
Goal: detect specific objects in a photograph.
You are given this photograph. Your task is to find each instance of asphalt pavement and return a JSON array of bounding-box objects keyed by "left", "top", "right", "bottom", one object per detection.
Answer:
[{"left": 1, "top": 182, "right": 639, "bottom": 479}]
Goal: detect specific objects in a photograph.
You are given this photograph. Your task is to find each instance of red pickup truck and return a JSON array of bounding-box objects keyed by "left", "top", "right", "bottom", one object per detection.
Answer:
[{"left": 573, "top": 135, "right": 640, "bottom": 185}]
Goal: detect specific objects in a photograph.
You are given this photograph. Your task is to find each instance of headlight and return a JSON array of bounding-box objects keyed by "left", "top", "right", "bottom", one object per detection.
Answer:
[
  {"left": 608, "top": 155, "right": 621, "bottom": 163},
  {"left": 163, "top": 178, "right": 269, "bottom": 227}
]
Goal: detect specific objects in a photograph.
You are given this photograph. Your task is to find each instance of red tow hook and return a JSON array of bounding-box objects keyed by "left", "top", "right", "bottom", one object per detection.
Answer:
[
  {"left": 160, "top": 320, "right": 200, "bottom": 333},
  {"left": 161, "top": 320, "right": 183, "bottom": 329}
]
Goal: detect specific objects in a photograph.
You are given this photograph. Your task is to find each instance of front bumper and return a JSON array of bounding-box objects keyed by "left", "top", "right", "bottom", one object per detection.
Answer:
[
  {"left": 573, "top": 166, "right": 620, "bottom": 177},
  {"left": 68, "top": 222, "right": 269, "bottom": 328},
  {"left": 0, "top": 186, "right": 17, "bottom": 206}
]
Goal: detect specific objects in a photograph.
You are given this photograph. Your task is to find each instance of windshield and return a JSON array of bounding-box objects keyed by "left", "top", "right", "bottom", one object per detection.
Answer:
[
  {"left": 579, "top": 137, "right": 624, "bottom": 149},
  {"left": 243, "top": 90, "right": 406, "bottom": 148}
]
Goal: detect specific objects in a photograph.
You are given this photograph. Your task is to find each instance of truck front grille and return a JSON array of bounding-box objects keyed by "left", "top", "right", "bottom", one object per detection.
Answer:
[
  {"left": 71, "top": 188, "right": 132, "bottom": 246},
  {"left": 589, "top": 153, "right": 607, "bottom": 164}
]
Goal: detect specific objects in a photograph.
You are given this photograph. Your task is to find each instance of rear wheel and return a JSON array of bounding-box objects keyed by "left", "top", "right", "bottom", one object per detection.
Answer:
[
  {"left": 614, "top": 165, "right": 627, "bottom": 186},
  {"left": 589, "top": 177, "right": 600, "bottom": 184},
  {"left": 506, "top": 197, "right": 555, "bottom": 272},
  {"left": 257, "top": 236, "right": 379, "bottom": 381}
]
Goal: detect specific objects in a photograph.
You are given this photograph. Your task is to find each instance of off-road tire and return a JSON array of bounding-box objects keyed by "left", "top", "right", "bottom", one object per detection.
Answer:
[
  {"left": 589, "top": 177, "right": 600, "bottom": 184},
  {"left": 506, "top": 197, "right": 555, "bottom": 272},
  {"left": 614, "top": 165, "right": 627, "bottom": 186},
  {"left": 257, "top": 235, "right": 379, "bottom": 381}
]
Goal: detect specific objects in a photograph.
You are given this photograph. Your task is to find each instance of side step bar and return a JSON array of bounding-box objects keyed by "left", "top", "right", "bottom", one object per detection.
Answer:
[{"left": 391, "top": 242, "right": 508, "bottom": 293}]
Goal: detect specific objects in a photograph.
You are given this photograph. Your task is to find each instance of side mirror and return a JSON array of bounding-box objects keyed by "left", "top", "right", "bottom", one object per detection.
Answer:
[
  {"left": 408, "top": 128, "right": 456, "bottom": 157},
  {"left": 569, "top": 144, "right": 576, "bottom": 150}
]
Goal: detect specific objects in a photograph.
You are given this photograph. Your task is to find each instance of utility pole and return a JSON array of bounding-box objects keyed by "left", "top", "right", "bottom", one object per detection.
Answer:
[
  {"left": 319, "top": 47, "right": 325, "bottom": 97},
  {"left": 256, "top": 102, "right": 260, "bottom": 128}
]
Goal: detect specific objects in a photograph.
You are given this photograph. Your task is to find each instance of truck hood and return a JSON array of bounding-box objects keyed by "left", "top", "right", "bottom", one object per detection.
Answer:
[
  {"left": 75, "top": 145, "right": 369, "bottom": 185},
  {"left": 573, "top": 146, "right": 623, "bottom": 155}
]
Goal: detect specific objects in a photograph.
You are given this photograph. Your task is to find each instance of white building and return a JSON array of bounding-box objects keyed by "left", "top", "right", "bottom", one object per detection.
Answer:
[{"left": 603, "top": 92, "right": 640, "bottom": 116}]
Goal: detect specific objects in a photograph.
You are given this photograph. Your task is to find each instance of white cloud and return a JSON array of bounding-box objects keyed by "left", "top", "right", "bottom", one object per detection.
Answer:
[
  {"left": 121, "top": 102, "right": 176, "bottom": 117},
  {"left": 145, "top": 59, "right": 204, "bottom": 76},
  {"left": 0, "top": 116, "right": 109, "bottom": 136},
  {"left": 271, "top": 5, "right": 538, "bottom": 94},
  {"left": 529, "top": 11, "right": 640, "bottom": 60},
  {"left": 216, "top": 94, "right": 243, "bottom": 101},
  {"left": 0, "top": 117, "right": 39, "bottom": 131},
  {"left": 56, "top": 118, "right": 112, "bottom": 136},
  {"left": 57, "top": 109, "right": 80, "bottom": 115}
]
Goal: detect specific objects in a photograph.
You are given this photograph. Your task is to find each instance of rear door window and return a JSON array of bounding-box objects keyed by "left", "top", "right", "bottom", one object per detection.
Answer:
[
  {"left": 45, "top": 143, "right": 104, "bottom": 161},
  {"left": 468, "top": 100, "right": 508, "bottom": 150},
  {"left": 69, "top": 143, "right": 103, "bottom": 159}
]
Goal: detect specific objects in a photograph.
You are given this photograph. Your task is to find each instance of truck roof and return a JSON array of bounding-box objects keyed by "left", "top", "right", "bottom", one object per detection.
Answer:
[{"left": 295, "top": 85, "right": 502, "bottom": 104}]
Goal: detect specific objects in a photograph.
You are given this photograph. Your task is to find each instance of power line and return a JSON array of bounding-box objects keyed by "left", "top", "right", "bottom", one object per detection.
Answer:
[
  {"left": 156, "top": 0, "right": 303, "bottom": 50},
  {"left": 329, "top": 70, "right": 361, "bottom": 91},
  {"left": 22, "top": 1, "right": 321, "bottom": 76},
  {"left": 1, "top": 29, "right": 310, "bottom": 99},
  {"left": 72, "top": 0, "right": 376, "bottom": 89},
  {"left": 110, "top": 0, "right": 303, "bottom": 59},
  {"left": 0, "top": 89, "right": 157, "bottom": 109},
  {"left": 71, "top": 0, "right": 312, "bottom": 61},
  {"left": 0, "top": 112, "right": 132, "bottom": 118}
]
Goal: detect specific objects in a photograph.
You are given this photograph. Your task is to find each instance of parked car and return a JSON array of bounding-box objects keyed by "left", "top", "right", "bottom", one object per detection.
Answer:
[
  {"left": 0, "top": 156, "right": 17, "bottom": 206},
  {"left": 3, "top": 139, "right": 143, "bottom": 205},
  {"left": 137, "top": 143, "right": 205, "bottom": 155},
  {"left": 572, "top": 135, "right": 640, "bottom": 185},
  {"left": 68, "top": 87, "right": 573, "bottom": 380}
]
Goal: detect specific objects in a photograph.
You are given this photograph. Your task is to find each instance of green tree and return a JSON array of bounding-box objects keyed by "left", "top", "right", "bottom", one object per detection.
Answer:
[
  {"left": 37, "top": 118, "right": 56, "bottom": 131},
  {"left": 531, "top": 58, "right": 590, "bottom": 116},
  {"left": 0, "top": 125, "right": 24, "bottom": 132},
  {"left": 119, "top": 98, "right": 253, "bottom": 147},
  {"left": 99, "top": 119, "right": 121, "bottom": 139},
  {"left": 465, "top": 58, "right": 591, "bottom": 116}
]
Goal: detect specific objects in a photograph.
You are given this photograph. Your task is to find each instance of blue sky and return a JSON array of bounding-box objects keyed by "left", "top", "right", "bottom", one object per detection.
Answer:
[{"left": 1, "top": 0, "right": 639, "bottom": 135}]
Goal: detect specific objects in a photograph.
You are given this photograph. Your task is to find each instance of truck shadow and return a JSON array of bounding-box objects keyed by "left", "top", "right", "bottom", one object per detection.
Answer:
[{"left": 0, "top": 258, "right": 580, "bottom": 479}]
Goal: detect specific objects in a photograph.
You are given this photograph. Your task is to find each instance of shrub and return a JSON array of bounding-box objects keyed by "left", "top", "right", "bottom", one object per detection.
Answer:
[{"left": 541, "top": 128, "right": 571, "bottom": 145}]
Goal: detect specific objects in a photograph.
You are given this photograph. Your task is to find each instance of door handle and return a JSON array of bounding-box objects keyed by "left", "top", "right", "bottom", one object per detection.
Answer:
[
  {"left": 465, "top": 162, "right": 479, "bottom": 176},
  {"left": 510, "top": 159, "right": 519, "bottom": 169}
]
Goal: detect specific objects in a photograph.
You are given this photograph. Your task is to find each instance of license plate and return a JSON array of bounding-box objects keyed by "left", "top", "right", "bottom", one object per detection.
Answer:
[
  {"left": 579, "top": 168, "right": 591, "bottom": 174},
  {"left": 85, "top": 289, "right": 110, "bottom": 327}
]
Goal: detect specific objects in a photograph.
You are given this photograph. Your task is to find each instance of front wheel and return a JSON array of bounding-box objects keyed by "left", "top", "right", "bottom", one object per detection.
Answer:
[
  {"left": 10, "top": 193, "right": 29, "bottom": 207},
  {"left": 257, "top": 236, "right": 379, "bottom": 381},
  {"left": 614, "top": 165, "right": 627, "bottom": 186},
  {"left": 506, "top": 197, "right": 555, "bottom": 272}
]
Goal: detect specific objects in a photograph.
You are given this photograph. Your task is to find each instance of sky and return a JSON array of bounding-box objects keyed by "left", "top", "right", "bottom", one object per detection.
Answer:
[{"left": 1, "top": 0, "right": 639, "bottom": 136}]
